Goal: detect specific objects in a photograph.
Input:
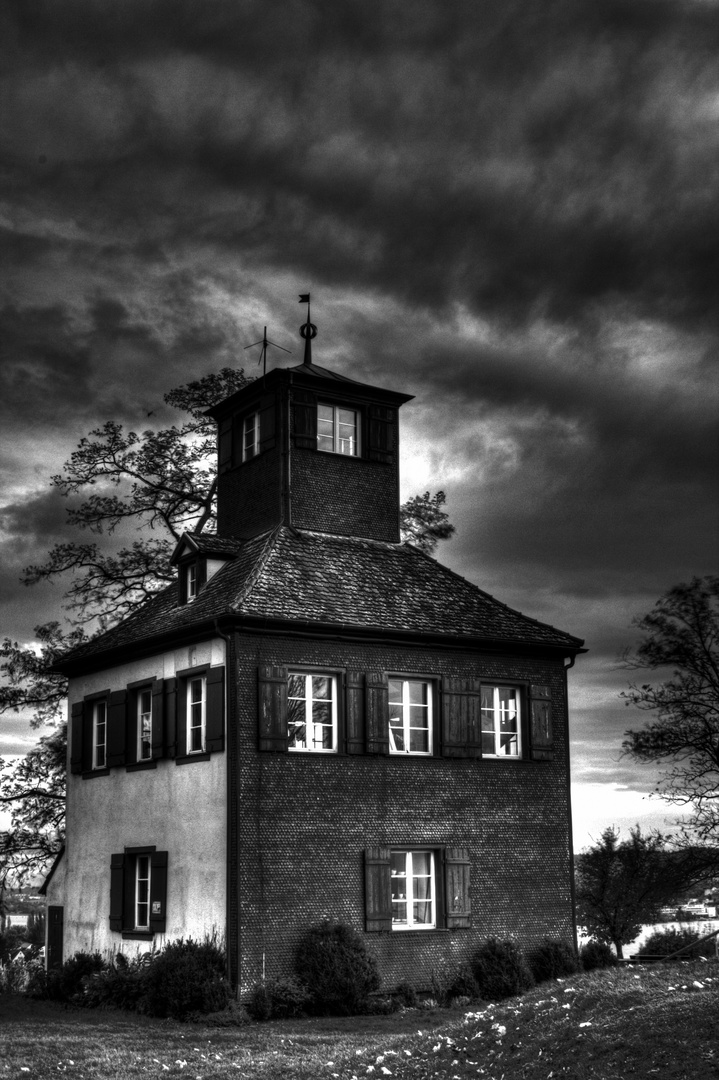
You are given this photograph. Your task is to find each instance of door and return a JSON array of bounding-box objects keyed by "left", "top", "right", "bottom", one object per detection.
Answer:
[{"left": 47, "top": 906, "right": 64, "bottom": 969}]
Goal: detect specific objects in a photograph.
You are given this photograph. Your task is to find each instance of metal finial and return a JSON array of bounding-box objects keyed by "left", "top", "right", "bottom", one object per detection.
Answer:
[
  {"left": 299, "top": 292, "right": 316, "bottom": 365},
  {"left": 244, "top": 326, "right": 291, "bottom": 377}
]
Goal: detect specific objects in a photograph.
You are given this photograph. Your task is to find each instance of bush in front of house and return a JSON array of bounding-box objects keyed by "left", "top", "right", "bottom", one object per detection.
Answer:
[
  {"left": 469, "top": 937, "right": 535, "bottom": 1001},
  {"left": 246, "top": 976, "right": 311, "bottom": 1021},
  {"left": 636, "top": 927, "right": 715, "bottom": 961},
  {"left": 295, "top": 920, "right": 381, "bottom": 1015},
  {"left": 45, "top": 951, "right": 106, "bottom": 1003},
  {"left": 137, "top": 937, "right": 232, "bottom": 1019},
  {"left": 579, "top": 940, "right": 617, "bottom": 971},
  {"left": 81, "top": 951, "right": 148, "bottom": 1011},
  {"left": 527, "top": 938, "right": 579, "bottom": 983}
]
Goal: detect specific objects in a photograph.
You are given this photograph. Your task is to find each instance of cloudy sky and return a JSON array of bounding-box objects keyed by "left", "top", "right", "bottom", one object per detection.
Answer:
[{"left": 2, "top": 0, "right": 718, "bottom": 849}]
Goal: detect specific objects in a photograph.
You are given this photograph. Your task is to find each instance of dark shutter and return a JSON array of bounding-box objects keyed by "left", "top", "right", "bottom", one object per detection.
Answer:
[
  {"left": 292, "top": 389, "right": 317, "bottom": 449},
  {"left": 345, "top": 671, "right": 365, "bottom": 755},
  {"left": 177, "top": 675, "right": 187, "bottom": 757},
  {"left": 365, "top": 671, "right": 389, "bottom": 755},
  {"left": 365, "top": 847, "right": 392, "bottom": 932},
  {"left": 529, "top": 685, "right": 554, "bottom": 760},
  {"left": 82, "top": 700, "right": 94, "bottom": 772},
  {"left": 151, "top": 679, "right": 164, "bottom": 759},
  {"left": 109, "top": 853, "right": 125, "bottom": 931},
  {"left": 150, "top": 851, "right": 168, "bottom": 934},
  {"left": 259, "top": 395, "right": 276, "bottom": 453},
  {"left": 206, "top": 666, "right": 225, "bottom": 753},
  {"left": 165, "top": 677, "right": 178, "bottom": 758},
  {"left": 367, "top": 405, "right": 396, "bottom": 463},
  {"left": 258, "top": 665, "right": 288, "bottom": 752},
  {"left": 106, "top": 690, "right": 127, "bottom": 768},
  {"left": 218, "top": 416, "right": 233, "bottom": 474},
  {"left": 125, "top": 690, "right": 138, "bottom": 765},
  {"left": 47, "top": 906, "right": 64, "bottom": 969},
  {"left": 197, "top": 559, "right": 207, "bottom": 592},
  {"left": 442, "top": 677, "right": 482, "bottom": 758},
  {"left": 70, "top": 702, "right": 84, "bottom": 774},
  {"left": 444, "top": 847, "right": 472, "bottom": 929}
]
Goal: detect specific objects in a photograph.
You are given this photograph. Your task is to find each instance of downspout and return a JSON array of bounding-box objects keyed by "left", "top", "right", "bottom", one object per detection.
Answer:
[
  {"left": 214, "top": 619, "right": 238, "bottom": 994},
  {"left": 564, "top": 653, "right": 579, "bottom": 957}
]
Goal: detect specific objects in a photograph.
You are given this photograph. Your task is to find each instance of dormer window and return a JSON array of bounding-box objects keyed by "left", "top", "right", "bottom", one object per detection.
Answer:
[
  {"left": 317, "top": 404, "right": 359, "bottom": 456},
  {"left": 242, "top": 411, "right": 260, "bottom": 461},
  {"left": 186, "top": 563, "right": 198, "bottom": 602}
]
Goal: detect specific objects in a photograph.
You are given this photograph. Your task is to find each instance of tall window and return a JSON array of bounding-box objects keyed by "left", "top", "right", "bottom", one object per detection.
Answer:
[
  {"left": 137, "top": 688, "right": 152, "bottom": 762},
  {"left": 186, "top": 563, "right": 198, "bottom": 602},
  {"left": 388, "top": 678, "right": 432, "bottom": 754},
  {"left": 92, "top": 701, "right": 107, "bottom": 770},
  {"left": 243, "top": 411, "right": 260, "bottom": 461},
  {"left": 187, "top": 676, "right": 206, "bottom": 754},
  {"left": 391, "top": 851, "right": 435, "bottom": 929},
  {"left": 135, "top": 855, "right": 150, "bottom": 930},
  {"left": 317, "top": 404, "right": 359, "bottom": 456},
  {"left": 287, "top": 673, "right": 337, "bottom": 752},
  {"left": 481, "top": 685, "right": 521, "bottom": 757}
]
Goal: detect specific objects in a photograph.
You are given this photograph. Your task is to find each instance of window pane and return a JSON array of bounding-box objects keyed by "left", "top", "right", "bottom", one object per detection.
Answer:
[
  {"left": 412, "top": 851, "right": 431, "bottom": 876},
  {"left": 408, "top": 681, "right": 427, "bottom": 706},
  {"left": 481, "top": 732, "right": 496, "bottom": 755},
  {"left": 388, "top": 679, "right": 403, "bottom": 703},
  {"left": 312, "top": 701, "right": 332, "bottom": 727},
  {"left": 409, "top": 728, "right": 429, "bottom": 753},
  {"left": 389, "top": 722, "right": 405, "bottom": 753},
  {"left": 288, "top": 674, "right": 306, "bottom": 699},
  {"left": 312, "top": 676, "right": 332, "bottom": 700},
  {"left": 413, "top": 901, "right": 432, "bottom": 925}
]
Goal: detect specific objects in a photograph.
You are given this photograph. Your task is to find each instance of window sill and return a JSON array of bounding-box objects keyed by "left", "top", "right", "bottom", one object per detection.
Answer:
[
  {"left": 175, "top": 752, "right": 211, "bottom": 766},
  {"left": 81, "top": 768, "right": 110, "bottom": 780},
  {"left": 126, "top": 760, "right": 158, "bottom": 772},
  {"left": 121, "top": 931, "right": 155, "bottom": 940}
]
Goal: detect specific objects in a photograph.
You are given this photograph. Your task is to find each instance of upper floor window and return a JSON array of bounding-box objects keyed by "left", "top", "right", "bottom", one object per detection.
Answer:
[
  {"left": 317, "top": 404, "right": 359, "bottom": 456},
  {"left": 287, "top": 672, "right": 337, "bottom": 752},
  {"left": 390, "top": 850, "right": 435, "bottom": 929},
  {"left": 243, "top": 411, "right": 260, "bottom": 461},
  {"left": 92, "top": 701, "right": 107, "bottom": 770},
  {"left": 185, "top": 563, "right": 198, "bottom": 602},
  {"left": 481, "top": 685, "right": 521, "bottom": 757},
  {"left": 137, "top": 688, "right": 153, "bottom": 762},
  {"left": 388, "top": 678, "right": 433, "bottom": 755},
  {"left": 187, "top": 676, "right": 206, "bottom": 754}
]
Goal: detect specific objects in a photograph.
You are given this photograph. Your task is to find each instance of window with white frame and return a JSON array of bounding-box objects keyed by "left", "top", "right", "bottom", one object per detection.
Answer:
[
  {"left": 243, "top": 411, "right": 260, "bottom": 461},
  {"left": 388, "top": 678, "right": 433, "bottom": 754},
  {"left": 390, "top": 850, "right": 435, "bottom": 929},
  {"left": 137, "top": 688, "right": 152, "bottom": 762},
  {"left": 481, "top": 685, "right": 521, "bottom": 757},
  {"left": 134, "top": 854, "right": 151, "bottom": 930},
  {"left": 92, "top": 700, "right": 107, "bottom": 770},
  {"left": 185, "top": 563, "right": 198, "bottom": 602},
  {"left": 317, "top": 404, "right": 359, "bottom": 456},
  {"left": 187, "top": 676, "right": 206, "bottom": 754},
  {"left": 287, "top": 673, "right": 337, "bottom": 752}
]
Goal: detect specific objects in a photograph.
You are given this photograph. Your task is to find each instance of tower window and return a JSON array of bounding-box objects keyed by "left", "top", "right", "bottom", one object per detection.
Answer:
[
  {"left": 317, "top": 404, "right": 359, "bottom": 456},
  {"left": 242, "top": 411, "right": 260, "bottom": 461}
]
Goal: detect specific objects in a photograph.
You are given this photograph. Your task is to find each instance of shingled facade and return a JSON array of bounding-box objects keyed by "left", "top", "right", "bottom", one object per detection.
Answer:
[{"left": 45, "top": 346, "right": 584, "bottom": 992}]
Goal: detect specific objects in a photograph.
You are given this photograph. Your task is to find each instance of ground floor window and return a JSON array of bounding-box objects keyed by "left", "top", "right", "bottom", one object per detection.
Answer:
[
  {"left": 365, "top": 846, "right": 471, "bottom": 932},
  {"left": 110, "top": 848, "right": 167, "bottom": 937},
  {"left": 390, "top": 850, "right": 435, "bottom": 929}
]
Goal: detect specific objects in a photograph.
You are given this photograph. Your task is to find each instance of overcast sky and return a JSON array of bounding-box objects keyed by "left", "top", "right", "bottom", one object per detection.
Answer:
[{"left": 2, "top": 0, "right": 718, "bottom": 850}]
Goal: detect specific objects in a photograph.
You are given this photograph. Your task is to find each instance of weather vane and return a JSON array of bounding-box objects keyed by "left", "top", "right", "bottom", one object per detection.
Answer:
[
  {"left": 299, "top": 292, "right": 317, "bottom": 365},
  {"left": 243, "top": 326, "right": 291, "bottom": 377}
]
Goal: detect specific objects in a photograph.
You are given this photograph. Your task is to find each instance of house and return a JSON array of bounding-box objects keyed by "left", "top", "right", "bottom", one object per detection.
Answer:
[{"left": 44, "top": 320, "right": 584, "bottom": 991}]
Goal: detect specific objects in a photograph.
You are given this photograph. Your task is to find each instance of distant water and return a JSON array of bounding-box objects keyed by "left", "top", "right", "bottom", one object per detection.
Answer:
[{"left": 579, "top": 919, "right": 719, "bottom": 957}]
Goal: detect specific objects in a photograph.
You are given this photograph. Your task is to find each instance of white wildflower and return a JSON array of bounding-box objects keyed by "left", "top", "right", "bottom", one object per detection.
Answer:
[{"left": 579, "top": 1022, "right": 591, "bottom": 1028}]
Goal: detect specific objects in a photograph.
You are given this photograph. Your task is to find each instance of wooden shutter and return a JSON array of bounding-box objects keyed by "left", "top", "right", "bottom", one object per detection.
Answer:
[
  {"left": 164, "top": 677, "right": 178, "bottom": 758},
  {"left": 82, "top": 700, "right": 94, "bottom": 772},
  {"left": 292, "top": 389, "right": 317, "bottom": 449},
  {"left": 259, "top": 395, "right": 276, "bottom": 453},
  {"left": 365, "top": 847, "right": 392, "bottom": 932},
  {"left": 218, "top": 416, "right": 233, "bottom": 473},
  {"left": 206, "top": 666, "right": 225, "bottom": 753},
  {"left": 345, "top": 670, "right": 365, "bottom": 755},
  {"left": 70, "top": 702, "right": 84, "bottom": 774},
  {"left": 365, "top": 671, "right": 389, "bottom": 755},
  {"left": 151, "top": 678, "right": 164, "bottom": 760},
  {"left": 109, "top": 853, "right": 125, "bottom": 931},
  {"left": 442, "top": 678, "right": 482, "bottom": 758},
  {"left": 444, "top": 847, "right": 471, "bottom": 929},
  {"left": 258, "top": 665, "right": 288, "bottom": 752},
  {"left": 367, "top": 405, "right": 396, "bottom": 463},
  {"left": 150, "top": 851, "right": 168, "bottom": 934},
  {"left": 106, "top": 690, "right": 127, "bottom": 768},
  {"left": 125, "top": 690, "right": 138, "bottom": 765},
  {"left": 529, "top": 685, "right": 554, "bottom": 760}
]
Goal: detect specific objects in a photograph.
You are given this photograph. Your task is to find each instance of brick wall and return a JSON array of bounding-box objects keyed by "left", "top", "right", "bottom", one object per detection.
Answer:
[
  {"left": 217, "top": 447, "right": 283, "bottom": 539},
  {"left": 290, "top": 449, "right": 400, "bottom": 541},
  {"left": 229, "top": 632, "right": 574, "bottom": 994}
]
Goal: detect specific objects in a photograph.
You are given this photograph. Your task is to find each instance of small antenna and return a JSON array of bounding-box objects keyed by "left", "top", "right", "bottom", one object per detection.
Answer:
[{"left": 244, "top": 326, "right": 291, "bottom": 377}]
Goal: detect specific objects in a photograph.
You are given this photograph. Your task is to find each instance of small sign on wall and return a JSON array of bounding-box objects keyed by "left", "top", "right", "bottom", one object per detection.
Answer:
[{"left": 152, "top": 901, "right": 162, "bottom": 916}]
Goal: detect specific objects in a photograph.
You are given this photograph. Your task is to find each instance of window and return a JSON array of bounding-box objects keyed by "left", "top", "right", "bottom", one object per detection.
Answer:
[
  {"left": 92, "top": 701, "right": 107, "bottom": 770},
  {"left": 287, "top": 673, "right": 337, "bottom": 752},
  {"left": 134, "top": 855, "right": 150, "bottom": 930},
  {"left": 137, "top": 688, "right": 152, "bottom": 762},
  {"left": 481, "top": 685, "right": 521, "bottom": 757},
  {"left": 187, "top": 676, "right": 206, "bottom": 754},
  {"left": 109, "top": 849, "right": 168, "bottom": 936},
  {"left": 186, "top": 563, "right": 198, "bottom": 602},
  {"left": 391, "top": 850, "right": 435, "bottom": 929},
  {"left": 317, "top": 404, "right": 359, "bottom": 455},
  {"left": 389, "top": 678, "right": 432, "bottom": 754},
  {"left": 242, "top": 411, "right": 260, "bottom": 461}
]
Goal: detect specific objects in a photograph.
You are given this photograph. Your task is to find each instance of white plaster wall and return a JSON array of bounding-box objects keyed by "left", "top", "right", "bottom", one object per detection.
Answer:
[{"left": 58, "top": 638, "right": 227, "bottom": 961}]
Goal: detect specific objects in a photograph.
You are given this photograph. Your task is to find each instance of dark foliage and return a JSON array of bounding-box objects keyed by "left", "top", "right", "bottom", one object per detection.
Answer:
[
  {"left": 580, "top": 940, "right": 618, "bottom": 971},
  {"left": 45, "top": 951, "right": 105, "bottom": 1003},
  {"left": 637, "top": 927, "right": 716, "bottom": 961},
  {"left": 295, "top": 921, "right": 381, "bottom": 1016},
  {"left": 470, "top": 938, "right": 535, "bottom": 1001},
  {"left": 395, "top": 980, "right": 419, "bottom": 1008},
  {"left": 137, "top": 938, "right": 231, "bottom": 1020},
  {"left": 81, "top": 952, "right": 147, "bottom": 1011},
  {"left": 527, "top": 938, "right": 579, "bottom": 983},
  {"left": 246, "top": 976, "right": 311, "bottom": 1021}
]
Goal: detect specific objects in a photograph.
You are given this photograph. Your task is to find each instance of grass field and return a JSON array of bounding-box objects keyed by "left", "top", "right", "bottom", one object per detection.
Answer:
[{"left": 1, "top": 959, "right": 717, "bottom": 1080}]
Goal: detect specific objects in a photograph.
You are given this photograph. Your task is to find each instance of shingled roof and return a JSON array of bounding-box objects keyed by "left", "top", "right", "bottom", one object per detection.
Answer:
[{"left": 57, "top": 527, "right": 584, "bottom": 671}]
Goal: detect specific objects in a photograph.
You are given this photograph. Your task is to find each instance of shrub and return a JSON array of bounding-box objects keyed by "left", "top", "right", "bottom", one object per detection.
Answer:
[
  {"left": 295, "top": 921, "right": 380, "bottom": 1015},
  {"left": 246, "top": 976, "right": 311, "bottom": 1021},
  {"left": 637, "top": 927, "right": 715, "bottom": 961},
  {"left": 470, "top": 938, "right": 534, "bottom": 1001},
  {"left": 82, "top": 952, "right": 147, "bottom": 1011},
  {"left": 527, "top": 938, "right": 579, "bottom": 983},
  {"left": 448, "top": 961, "right": 481, "bottom": 1001},
  {"left": 45, "top": 951, "right": 106, "bottom": 1003},
  {"left": 395, "top": 980, "right": 418, "bottom": 1008},
  {"left": 580, "top": 940, "right": 617, "bottom": 971},
  {"left": 137, "top": 938, "right": 231, "bottom": 1019}
]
